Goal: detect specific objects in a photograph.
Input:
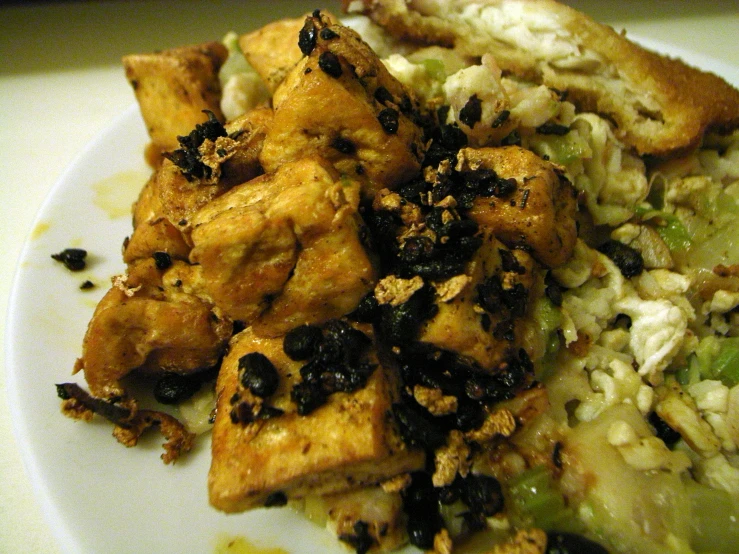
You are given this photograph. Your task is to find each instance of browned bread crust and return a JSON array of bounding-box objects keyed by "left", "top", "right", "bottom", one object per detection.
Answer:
[{"left": 344, "top": 0, "right": 739, "bottom": 157}]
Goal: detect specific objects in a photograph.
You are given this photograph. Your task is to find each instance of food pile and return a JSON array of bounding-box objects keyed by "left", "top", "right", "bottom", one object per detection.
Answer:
[{"left": 57, "top": 1, "right": 739, "bottom": 552}]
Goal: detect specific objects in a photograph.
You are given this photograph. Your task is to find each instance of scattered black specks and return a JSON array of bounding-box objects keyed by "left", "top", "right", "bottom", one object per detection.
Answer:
[
  {"left": 378, "top": 107, "right": 399, "bottom": 134},
  {"left": 304, "top": 67, "right": 312, "bottom": 74},
  {"left": 339, "top": 520, "right": 376, "bottom": 554},
  {"left": 51, "top": 248, "right": 87, "bottom": 271},
  {"left": 491, "top": 109, "right": 510, "bottom": 128},
  {"left": 331, "top": 136, "right": 356, "bottom": 154},
  {"left": 536, "top": 121, "right": 570, "bottom": 136},
  {"left": 597, "top": 239, "right": 644, "bottom": 278},
  {"left": 501, "top": 129, "right": 521, "bottom": 146},
  {"left": 264, "top": 491, "right": 288, "bottom": 507},
  {"left": 319, "top": 27, "right": 339, "bottom": 40},
  {"left": 459, "top": 94, "right": 482, "bottom": 128},
  {"left": 318, "top": 51, "right": 342, "bottom": 78},
  {"left": 374, "top": 86, "right": 394, "bottom": 105},
  {"left": 152, "top": 251, "right": 172, "bottom": 270},
  {"left": 520, "top": 189, "right": 530, "bottom": 209}
]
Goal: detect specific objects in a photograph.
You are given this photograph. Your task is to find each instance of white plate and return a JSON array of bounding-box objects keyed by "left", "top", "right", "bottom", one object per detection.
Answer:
[{"left": 6, "top": 37, "right": 739, "bottom": 554}]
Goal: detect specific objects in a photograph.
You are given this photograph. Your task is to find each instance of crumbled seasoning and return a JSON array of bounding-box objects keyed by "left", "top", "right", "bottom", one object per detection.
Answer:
[
  {"left": 434, "top": 274, "right": 471, "bottom": 302},
  {"left": 375, "top": 275, "right": 425, "bottom": 306},
  {"left": 112, "top": 274, "right": 141, "bottom": 297},
  {"left": 431, "top": 430, "right": 471, "bottom": 487},
  {"left": 413, "top": 384, "right": 458, "bottom": 416},
  {"left": 381, "top": 473, "right": 412, "bottom": 494},
  {"left": 489, "top": 528, "right": 547, "bottom": 554},
  {"left": 464, "top": 407, "right": 516, "bottom": 443}
]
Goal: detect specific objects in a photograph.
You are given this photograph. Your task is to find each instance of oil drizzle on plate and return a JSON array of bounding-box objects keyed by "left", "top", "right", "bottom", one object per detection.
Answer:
[
  {"left": 214, "top": 535, "right": 289, "bottom": 554},
  {"left": 92, "top": 169, "right": 149, "bottom": 219}
]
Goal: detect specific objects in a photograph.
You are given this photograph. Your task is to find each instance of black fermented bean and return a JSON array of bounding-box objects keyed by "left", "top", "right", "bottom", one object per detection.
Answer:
[
  {"left": 51, "top": 248, "right": 87, "bottom": 271},
  {"left": 153, "top": 373, "right": 200, "bottom": 405},
  {"left": 283, "top": 324, "right": 323, "bottom": 361},
  {"left": 318, "top": 51, "right": 342, "bottom": 78},
  {"left": 545, "top": 532, "right": 610, "bottom": 554},
  {"left": 238, "top": 352, "right": 280, "bottom": 398},
  {"left": 597, "top": 239, "right": 644, "bottom": 278}
]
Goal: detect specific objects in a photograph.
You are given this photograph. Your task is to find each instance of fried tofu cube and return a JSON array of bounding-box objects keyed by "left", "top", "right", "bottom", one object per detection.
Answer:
[
  {"left": 75, "top": 259, "right": 232, "bottom": 398},
  {"left": 123, "top": 42, "right": 227, "bottom": 153},
  {"left": 418, "top": 231, "right": 537, "bottom": 371},
  {"left": 189, "top": 157, "right": 377, "bottom": 335},
  {"left": 238, "top": 16, "right": 307, "bottom": 93},
  {"left": 208, "top": 328, "right": 424, "bottom": 512},
  {"left": 259, "top": 16, "right": 424, "bottom": 199},
  {"left": 461, "top": 146, "right": 578, "bottom": 268}
]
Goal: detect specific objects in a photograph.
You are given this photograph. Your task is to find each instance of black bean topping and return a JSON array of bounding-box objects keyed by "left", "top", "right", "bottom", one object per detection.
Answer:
[
  {"left": 51, "top": 248, "right": 87, "bottom": 271},
  {"left": 264, "top": 491, "right": 288, "bottom": 507},
  {"left": 402, "top": 473, "right": 443, "bottom": 549},
  {"left": 298, "top": 18, "right": 317, "bottom": 56},
  {"left": 537, "top": 122, "right": 570, "bottom": 136},
  {"left": 163, "top": 110, "right": 227, "bottom": 180},
  {"left": 649, "top": 411, "right": 682, "bottom": 447},
  {"left": 501, "top": 129, "right": 521, "bottom": 146},
  {"left": 392, "top": 402, "right": 447, "bottom": 450},
  {"left": 378, "top": 285, "right": 438, "bottom": 345},
  {"left": 545, "top": 531, "right": 609, "bottom": 554},
  {"left": 499, "top": 249, "right": 526, "bottom": 274},
  {"left": 153, "top": 373, "right": 201, "bottom": 405},
  {"left": 238, "top": 352, "right": 279, "bottom": 398},
  {"left": 283, "top": 324, "right": 323, "bottom": 361},
  {"left": 406, "top": 512, "right": 439, "bottom": 550},
  {"left": 459, "top": 94, "right": 482, "bottom": 128},
  {"left": 460, "top": 474, "right": 504, "bottom": 517},
  {"left": 331, "top": 136, "right": 356, "bottom": 154},
  {"left": 347, "top": 292, "right": 380, "bottom": 323},
  {"left": 318, "top": 50, "right": 342, "bottom": 78},
  {"left": 79, "top": 280, "right": 95, "bottom": 290},
  {"left": 338, "top": 520, "right": 376, "bottom": 554},
  {"left": 319, "top": 27, "right": 338, "bottom": 40},
  {"left": 597, "top": 239, "right": 644, "bottom": 278},
  {"left": 152, "top": 251, "right": 172, "bottom": 270},
  {"left": 491, "top": 109, "right": 510, "bottom": 128},
  {"left": 291, "top": 379, "right": 328, "bottom": 415},
  {"left": 374, "top": 86, "right": 394, "bottom": 105},
  {"left": 378, "top": 107, "right": 399, "bottom": 134}
]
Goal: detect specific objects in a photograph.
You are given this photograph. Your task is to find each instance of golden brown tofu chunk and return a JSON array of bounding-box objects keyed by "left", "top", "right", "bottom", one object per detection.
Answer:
[
  {"left": 123, "top": 42, "right": 227, "bottom": 154},
  {"left": 208, "top": 327, "right": 424, "bottom": 512},
  {"left": 123, "top": 173, "right": 191, "bottom": 264},
  {"left": 238, "top": 16, "right": 307, "bottom": 93},
  {"left": 259, "top": 14, "right": 424, "bottom": 199},
  {"left": 189, "top": 157, "right": 377, "bottom": 335},
  {"left": 461, "top": 146, "right": 578, "bottom": 268},
  {"left": 74, "top": 259, "right": 231, "bottom": 398},
  {"left": 418, "top": 230, "right": 537, "bottom": 371}
]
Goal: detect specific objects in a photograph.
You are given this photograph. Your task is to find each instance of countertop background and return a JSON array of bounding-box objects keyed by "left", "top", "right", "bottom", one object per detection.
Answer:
[{"left": 2, "top": 1, "right": 738, "bottom": 552}]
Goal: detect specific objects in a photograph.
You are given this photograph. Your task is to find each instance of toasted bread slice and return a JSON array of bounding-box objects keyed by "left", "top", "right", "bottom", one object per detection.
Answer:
[
  {"left": 344, "top": 0, "right": 739, "bottom": 157},
  {"left": 208, "top": 327, "right": 424, "bottom": 512}
]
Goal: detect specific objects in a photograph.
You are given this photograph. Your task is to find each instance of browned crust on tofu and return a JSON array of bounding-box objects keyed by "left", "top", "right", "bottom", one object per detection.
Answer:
[
  {"left": 123, "top": 41, "right": 227, "bottom": 153},
  {"left": 344, "top": 0, "right": 739, "bottom": 157},
  {"left": 208, "top": 329, "right": 424, "bottom": 512}
]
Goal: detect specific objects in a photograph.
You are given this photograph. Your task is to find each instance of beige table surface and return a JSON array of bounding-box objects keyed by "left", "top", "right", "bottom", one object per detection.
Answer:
[{"left": 2, "top": 1, "right": 738, "bottom": 553}]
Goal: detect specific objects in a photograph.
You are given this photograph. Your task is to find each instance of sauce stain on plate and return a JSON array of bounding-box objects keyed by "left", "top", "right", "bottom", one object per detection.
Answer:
[
  {"left": 215, "top": 535, "right": 288, "bottom": 554},
  {"left": 92, "top": 169, "right": 149, "bottom": 219},
  {"left": 31, "top": 220, "right": 51, "bottom": 240}
]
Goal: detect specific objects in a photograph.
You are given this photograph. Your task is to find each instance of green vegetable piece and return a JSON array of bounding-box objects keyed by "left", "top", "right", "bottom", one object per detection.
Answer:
[
  {"left": 655, "top": 214, "right": 692, "bottom": 251},
  {"left": 421, "top": 58, "right": 446, "bottom": 81},
  {"left": 507, "top": 465, "right": 576, "bottom": 531},
  {"left": 710, "top": 337, "right": 739, "bottom": 386},
  {"left": 686, "top": 481, "right": 739, "bottom": 552}
]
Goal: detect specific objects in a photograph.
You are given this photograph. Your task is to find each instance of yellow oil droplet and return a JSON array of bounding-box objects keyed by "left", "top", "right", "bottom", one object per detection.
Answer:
[
  {"left": 92, "top": 170, "right": 149, "bottom": 219},
  {"left": 31, "top": 221, "right": 51, "bottom": 240},
  {"left": 214, "top": 535, "right": 289, "bottom": 554}
]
